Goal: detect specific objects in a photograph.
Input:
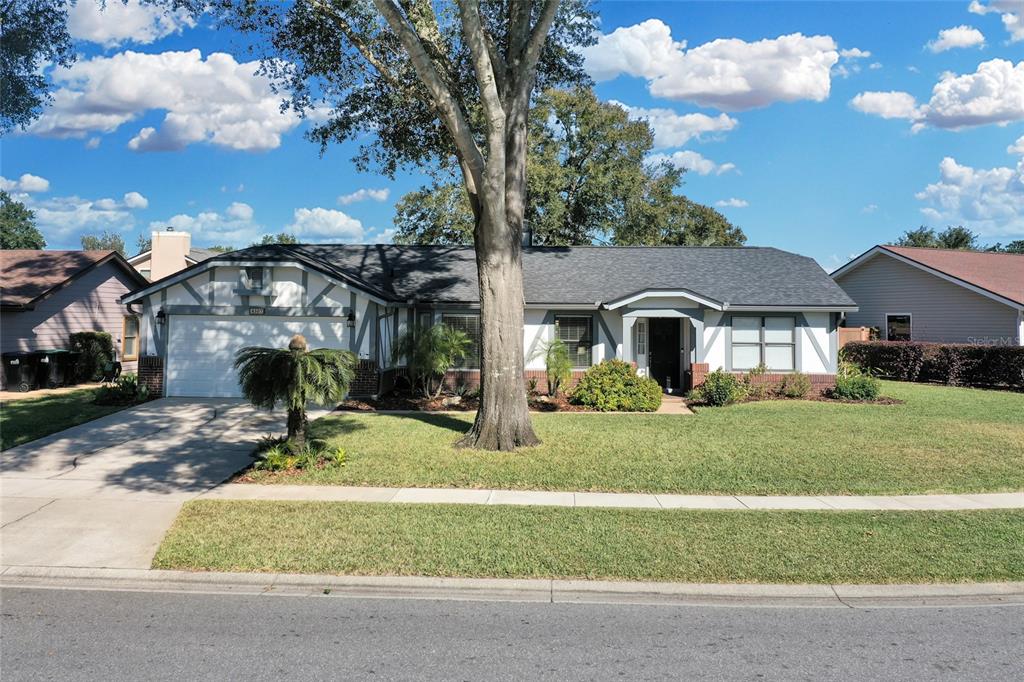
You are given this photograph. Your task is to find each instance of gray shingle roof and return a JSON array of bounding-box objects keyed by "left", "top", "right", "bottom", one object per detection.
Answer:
[{"left": 217, "top": 244, "right": 855, "bottom": 309}]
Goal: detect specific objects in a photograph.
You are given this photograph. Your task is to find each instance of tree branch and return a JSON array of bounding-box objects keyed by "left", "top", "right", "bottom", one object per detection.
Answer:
[
  {"left": 510, "top": 0, "right": 560, "bottom": 116},
  {"left": 308, "top": 0, "right": 402, "bottom": 91},
  {"left": 372, "top": 0, "right": 485, "bottom": 188},
  {"left": 458, "top": 1, "right": 504, "bottom": 133}
]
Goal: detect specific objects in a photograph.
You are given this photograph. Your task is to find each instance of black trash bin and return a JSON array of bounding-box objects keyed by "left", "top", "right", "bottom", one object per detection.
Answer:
[
  {"left": 2, "top": 352, "right": 39, "bottom": 392},
  {"left": 65, "top": 351, "right": 83, "bottom": 385},
  {"left": 35, "top": 349, "right": 71, "bottom": 389}
]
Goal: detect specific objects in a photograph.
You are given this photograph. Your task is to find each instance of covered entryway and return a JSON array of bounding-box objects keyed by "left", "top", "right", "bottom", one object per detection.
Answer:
[
  {"left": 648, "top": 318, "right": 681, "bottom": 393},
  {"left": 166, "top": 315, "right": 348, "bottom": 397}
]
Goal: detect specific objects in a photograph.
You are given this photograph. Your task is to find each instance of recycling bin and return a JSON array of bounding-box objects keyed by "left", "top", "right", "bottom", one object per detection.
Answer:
[
  {"left": 35, "top": 349, "right": 71, "bottom": 389},
  {"left": 2, "top": 352, "right": 39, "bottom": 392}
]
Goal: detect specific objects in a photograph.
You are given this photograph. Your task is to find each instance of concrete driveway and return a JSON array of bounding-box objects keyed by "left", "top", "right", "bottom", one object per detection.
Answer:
[{"left": 1, "top": 398, "right": 302, "bottom": 569}]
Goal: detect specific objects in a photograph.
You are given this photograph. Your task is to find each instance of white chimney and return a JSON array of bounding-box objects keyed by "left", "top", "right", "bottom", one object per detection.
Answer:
[{"left": 150, "top": 227, "right": 191, "bottom": 280}]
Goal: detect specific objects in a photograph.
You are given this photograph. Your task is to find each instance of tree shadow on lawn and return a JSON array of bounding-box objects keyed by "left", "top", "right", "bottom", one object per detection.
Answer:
[{"left": 317, "top": 411, "right": 472, "bottom": 438}]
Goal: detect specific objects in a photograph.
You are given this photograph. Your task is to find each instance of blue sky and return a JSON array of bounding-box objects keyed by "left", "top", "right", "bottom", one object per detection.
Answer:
[{"left": 3, "top": 1, "right": 1023, "bottom": 270}]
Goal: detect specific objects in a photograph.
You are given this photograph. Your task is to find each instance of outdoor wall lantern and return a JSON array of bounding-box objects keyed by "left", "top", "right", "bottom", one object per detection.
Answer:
[
  {"left": 346, "top": 311, "right": 356, "bottom": 328},
  {"left": 156, "top": 308, "right": 167, "bottom": 325}
]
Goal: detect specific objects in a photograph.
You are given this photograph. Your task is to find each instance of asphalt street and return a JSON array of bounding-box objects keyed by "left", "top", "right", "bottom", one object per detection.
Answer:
[{"left": 2, "top": 587, "right": 1022, "bottom": 680}]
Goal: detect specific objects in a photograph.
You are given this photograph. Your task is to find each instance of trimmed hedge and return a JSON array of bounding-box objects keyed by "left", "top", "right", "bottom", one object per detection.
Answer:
[
  {"left": 69, "top": 331, "right": 114, "bottom": 382},
  {"left": 842, "top": 341, "right": 1024, "bottom": 390},
  {"left": 570, "top": 359, "right": 663, "bottom": 412}
]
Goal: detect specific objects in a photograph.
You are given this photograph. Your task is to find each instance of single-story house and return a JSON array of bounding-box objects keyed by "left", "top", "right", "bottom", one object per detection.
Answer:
[
  {"left": 127, "top": 228, "right": 219, "bottom": 281},
  {"left": 121, "top": 244, "right": 856, "bottom": 398},
  {"left": 1, "top": 250, "right": 150, "bottom": 384},
  {"left": 832, "top": 245, "right": 1024, "bottom": 346}
]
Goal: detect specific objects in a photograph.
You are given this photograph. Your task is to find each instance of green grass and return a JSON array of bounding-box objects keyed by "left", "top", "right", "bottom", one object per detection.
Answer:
[
  {"left": 154, "top": 500, "right": 1024, "bottom": 584},
  {"left": 249, "top": 381, "right": 1024, "bottom": 495},
  {"left": 0, "top": 387, "right": 128, "bottom": 450}
]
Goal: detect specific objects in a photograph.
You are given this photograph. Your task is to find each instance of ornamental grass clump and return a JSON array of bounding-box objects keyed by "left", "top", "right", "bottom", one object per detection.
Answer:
[{"left": 570, "top": 359, "right": 662, "bottom": 412}]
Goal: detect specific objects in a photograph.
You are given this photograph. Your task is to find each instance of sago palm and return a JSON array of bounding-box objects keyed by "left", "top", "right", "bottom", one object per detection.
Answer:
[{"left": 234, "top": 334, "right": 355, "bottom": 452}]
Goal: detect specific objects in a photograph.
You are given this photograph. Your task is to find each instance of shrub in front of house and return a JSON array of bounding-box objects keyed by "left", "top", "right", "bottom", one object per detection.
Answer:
[
  {"left": 829, "top": 362, "right": 881, "bottom": 401},
  {"left": 776, "top": 371, "right": 812, "bottom": 399},
  {"left": 69, "top": 331, "right": 114, "bottom": 381},
  {"left": 570, "top": 359, "right": 663, "bottom": 412},
  {"left": 692, "top": 368, "right": 747, "bottom": 406},
  {"left": 842, "top": 341, "right": 1024, "bottom": 389},
  {"left": 94, "top": 373, "right": 151, "bottom": 406}
]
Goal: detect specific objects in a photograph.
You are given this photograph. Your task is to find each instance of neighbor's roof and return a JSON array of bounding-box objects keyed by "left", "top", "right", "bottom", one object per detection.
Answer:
[
  {"left": 1, "top": 250, "right": 147, "bottom": 309},
  {"left": 129, "top": 244, "right": 855, "bottom": 309},
  {"left": 833, "top": 245, "right": 1024, "bottom": 307}
]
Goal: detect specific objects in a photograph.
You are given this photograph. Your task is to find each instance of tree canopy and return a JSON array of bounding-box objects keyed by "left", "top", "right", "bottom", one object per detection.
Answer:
[
  {"left": 0, "top": 190, "right": 46, "bottom": 249},
  {"left": 81, "top": 230, "right": 126, "bottom": 255},
  {"left": 393, "top": 88, "right": 745, "bottom": 247},
  {"left": 253, "top": 232, "right": 298, "bottom": 246},
  {"left": 895, "top": 226, "right": 979, "bottom": 250}
]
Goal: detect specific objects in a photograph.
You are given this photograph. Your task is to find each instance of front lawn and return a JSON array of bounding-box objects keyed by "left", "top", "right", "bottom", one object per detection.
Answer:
[
  {"left": 154, "top": 500, "right": 1024, "bottom": 584},
  {"left": 0, "top": 387, "right": 129, "bottom": 450},
  {"left": 245, "top": 381, "right": 1024, "bottom": 495}
]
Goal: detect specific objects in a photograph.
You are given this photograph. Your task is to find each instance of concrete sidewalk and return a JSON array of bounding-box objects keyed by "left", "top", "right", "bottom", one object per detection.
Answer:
[{"left": 201, "top": 483, "right": 1024, "bottom": 511}]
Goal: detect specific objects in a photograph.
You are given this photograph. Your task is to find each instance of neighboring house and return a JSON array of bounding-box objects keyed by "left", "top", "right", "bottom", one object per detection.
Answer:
[
  {"left": 122, "top": 244, "right": 856, "bottom": 398},
  {"left": 127, "top": 228, "right": 219, "bottom": 281},
  {"left": 832, "top": 245, "right": 1024, "bottom": 346},
  {"left": 0, "top": 250, "right": 150, "bottom": 383}
]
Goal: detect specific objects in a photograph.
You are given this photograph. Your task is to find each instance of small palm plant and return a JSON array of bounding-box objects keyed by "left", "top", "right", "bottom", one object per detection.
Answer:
[
  {"left": 234, "top": 334, "right": 355, "bottom": 453},
  {"left": 392, "top": 324, "right": 471, "bottom": 399},
  {"left": 537, "top": 338, "right": 572, "bottom": 397}
]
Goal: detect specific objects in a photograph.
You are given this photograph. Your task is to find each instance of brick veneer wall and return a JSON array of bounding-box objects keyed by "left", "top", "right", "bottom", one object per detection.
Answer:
[
  {"left": 138, "top": 356, "right": 164, "bottom": 397},
  {"left": 689, "top": 362, "right": 836, "bottom": 396},
  {"left": 441, "top": 368, "right": 588, "bottom": 394},
  {"left": 350, "top": 359, "right": 380, "bottom": 397}
]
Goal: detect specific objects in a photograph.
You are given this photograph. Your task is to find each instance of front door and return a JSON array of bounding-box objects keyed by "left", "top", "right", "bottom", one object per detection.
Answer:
[{"left": 648, "top": 318, "right": 680, "bottom": 393}]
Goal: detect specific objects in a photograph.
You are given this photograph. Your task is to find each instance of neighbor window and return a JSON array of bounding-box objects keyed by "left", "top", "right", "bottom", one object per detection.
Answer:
[
  {"left": 555, "top": 315, "right": 593, "bottom": 368},
  {"left": 122, "top": 316, "right": 139, "bottom": 361},
  {"left": 244, "top": 267, "right": 264, "bottom": 290},
  {"left": 731, "top": 316, "right": 795, "bottom": 371},
  {"left": 886, "top": 314, "right": 912, "bottom": 341},
  {"left": 441, "top": 313, "right": 481, "bottom": 369}
]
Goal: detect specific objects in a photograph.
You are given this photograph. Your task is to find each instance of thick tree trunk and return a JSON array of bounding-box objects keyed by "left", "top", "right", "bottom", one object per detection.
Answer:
[
  {"left": 287, "top": 407, "right": 308, "bottom": 453},
  {"left": 457, "top": 189, "right": 540, "bottom": 451}
]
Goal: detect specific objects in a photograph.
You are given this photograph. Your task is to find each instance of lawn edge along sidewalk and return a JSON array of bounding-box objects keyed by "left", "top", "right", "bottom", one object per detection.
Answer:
[{"left": 3, "top": 566, "right": 1023, "bottom": 608}]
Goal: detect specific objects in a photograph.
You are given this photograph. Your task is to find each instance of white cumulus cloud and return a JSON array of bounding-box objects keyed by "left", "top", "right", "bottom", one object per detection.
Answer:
[
  {"left": 0, "top": 173, "right": 50, "bottom": 193},
  {"left": 287, "top": 207, "right": 364, "bottom": 242},
  {"left": 29, "top": 50, "right": 303, "bottom": 152},
  {"left": 583, "top": 20, "right": 844, "bottom": 111},
  {"left": 152, "top": 203, "right": 260, "bottom": 244},
  {"left": 715, "top": 198, "right": 748, "bottom": 208},
  {"left": 970, "top": 1, "right": 1024, "bottom": 42},
  {"left": 927, "top": 25, "right": 986, "bottom": 52},
  {"left": 226, "top": 201, "right": 254, "bottom": 221},
  {"left": 28, "top": 191, "right": 147, "bottom": 237},
  {"left": 851, "top": 58, "right": 1024, "bottom": 130},
  {"left": 337, "top": 188, "right": 391, "bottom": 205},
  {"left": 647, "top": 150, "right": 736, "bottom": 176},
  {"left": 1009, "top": 134, "right": 1024, "bottom": 153},
  {"left": 610, "top": 101, "right": 737, "bottom": 148},
  {"left": 67, "top": 0, "right": 196, "bottom": 48},
  {"left": 916, "top": 156, "right": 1024, "bottom": 236}
]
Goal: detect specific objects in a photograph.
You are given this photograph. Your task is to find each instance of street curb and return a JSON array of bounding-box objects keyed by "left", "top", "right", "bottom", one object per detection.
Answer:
[{"left": 2, "top": 566, "right": 1023, "bottom": 608}]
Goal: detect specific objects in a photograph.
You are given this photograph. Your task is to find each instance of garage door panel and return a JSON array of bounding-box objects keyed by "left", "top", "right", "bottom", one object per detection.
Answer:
[{"left": 167, "top": 316, "right": 348, "bottom": 397}]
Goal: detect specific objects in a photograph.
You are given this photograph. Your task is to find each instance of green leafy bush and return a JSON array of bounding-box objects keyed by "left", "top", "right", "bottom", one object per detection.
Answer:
[
  {"left": 830, "top": 362, "right": 881, "bottom": 401},
  {"left": 776, "top": 372, "right": 812, "bottom": 398},
  {"left": 253, "top": 440, "right": 347, "bottom": 472},
  {"left": 842, "top": 341, "right": 1024, "bottom": 389},
  {"left": 94, "top": 373, "right": 150, "bottom": 405},
  {"left": 539, "top": 338, "right": 573, "bottom": 397},
  {"left": 742, "top": 362, "right": 771, "bottom": 400},
  {"left": 70, "top": 331, "right": 114, "bottom": 381},
  {"left": 694, "top": 368, "right": 747, "bottom": 406},
  {"left": 570, "top": 359, "right": 662, "bottom": 412},
  {"left": 391, "top": 324, "right": 471, "bottom": 398}
]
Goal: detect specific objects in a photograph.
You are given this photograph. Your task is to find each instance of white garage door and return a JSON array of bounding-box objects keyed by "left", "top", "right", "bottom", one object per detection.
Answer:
[{"left": 166, "top": 315, "right": 349, "bottom": 397}]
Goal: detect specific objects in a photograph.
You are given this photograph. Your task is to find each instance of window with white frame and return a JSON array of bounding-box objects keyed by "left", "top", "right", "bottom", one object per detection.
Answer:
[
  {"left": 244, "top": 267, "right": 264, "bottom": 290},
  {"left": 441, "top": 313, "right": 481, "bottom": 369},
  {"left": 555, "top": 315, "right": 593, "bottom": 367},
  {"left": 635, "top": 320, "right": 647, "bottom": 357},
  {"left": 886, "top": 314, "right": 911, "bottom": 341},
  {"left": 731, "top": 316, "right": 795, "bottom": 371}
]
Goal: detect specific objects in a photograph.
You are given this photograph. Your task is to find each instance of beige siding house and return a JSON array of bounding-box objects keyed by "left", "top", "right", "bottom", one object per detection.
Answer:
[
  {"left": 0, "top": 251, "right": 149, "bottom": 382},
  {"left": 832, "top": 245, "right": 1024, "bottom": 346}
]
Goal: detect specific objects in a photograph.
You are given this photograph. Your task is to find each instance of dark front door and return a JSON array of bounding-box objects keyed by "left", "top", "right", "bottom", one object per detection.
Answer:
[{"left": 648, "top": 318, "right": 680, "bottom": 393}]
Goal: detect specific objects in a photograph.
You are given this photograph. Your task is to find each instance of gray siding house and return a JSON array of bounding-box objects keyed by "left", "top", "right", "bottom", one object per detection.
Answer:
[
  {"left": 1, "top": 250, "right": 149, "bottom": 382},
  {"left": 832, "top": 245, "right": 1024, "bottom": 346}
]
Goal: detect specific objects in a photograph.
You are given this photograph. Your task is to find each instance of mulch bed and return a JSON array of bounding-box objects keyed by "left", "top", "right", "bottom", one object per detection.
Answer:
[{"left": 337, "top": 390, "right": 596, "bottom": 413}]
